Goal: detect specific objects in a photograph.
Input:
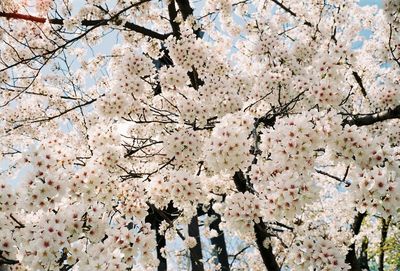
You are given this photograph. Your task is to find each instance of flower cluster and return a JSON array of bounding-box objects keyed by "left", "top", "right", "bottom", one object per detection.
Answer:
[
  {"left": 290, "top": 236, "right": 349, "bottom": 271},
  {"left": 160, "top": 65, "right": 188, "bottom": 90},
  {"left": 148, "top": 171, "right": 205, "bottom": 211},
  {"left": 0, "top": 181, "right": 16, "bottom": 213},
  {"left": 96, "top": 90, "right": 135, "bottom": 118},
  {"left": 87, "top": 126, "right": 123, "bottom": 170},
  {"left": 0, "top": 0, "right": 20, "bottom": 12},
  {"left": 87, "top": 124, "right": 121, "bottom": 148},
  {"left": 217, "top": 192, "right": 261, "bottom": 237},
  {"left": 13, "top": 208, "right": 84, "bottom": 270},
  {"left": 17, "top": 173, "right": 67, "bottom": 212},
  {"left": 202, "top": 173, "right": 236, "bottom": 200},
  {"left": 327, "top": 125, "right": 389, "bottom": 169},
  {"left": 117, "top": 181, "right": 148, "bottom": 221},
  {"left": 70, "top": 162, "right": 114, "bottom": 205},
  {"left": 386, "top": 119, "right": 400, "bottom": 145},
  {"left": 370, "top": 82, "right": 400, "bottom": 110},
  {"left": 162, "top": 127, "right": 204, "bottom": 169},
  {"left": 198, "top": 79, "right": 243, "bottom": 117},
  {"left": 309, "top": 78, "right": 342, "bottom": 106},
  {"left": 0, "top": 213, "right": 17, "bottom": 262},
  {"left": 72, "top": 221, "right": 158, "bottom": 270},
  {"left": 384, "top": 0, "right": 400, "bottom": 26},
  {"left": 258, "top": 171, "right": 319, "bottom": 220},
  {"left": 22, "top": 137, "right": 75, "bottom": 176},
  {"left": 349, "top": 166, "right": 400, "bottom": 218},
  {"left": 260, "top": 113, "right": 321, "bottom": 173},
  {"left": 36, "top": 0, "right": 53, "bottom": 15},
  {"left": 203, "top": 112, "right": 253, "bottom": 173},
  {"left": 165, "top": 28, "right": 208, "bottom": 72},
  {"left": 93, "top": 144, "right": 123, "bottom": 170},
  {"left": 175, "top": 80, "right": 244, "bottom": 127},
  {"left": 96, "top": 48, "right": 153, "bottom": 118}
]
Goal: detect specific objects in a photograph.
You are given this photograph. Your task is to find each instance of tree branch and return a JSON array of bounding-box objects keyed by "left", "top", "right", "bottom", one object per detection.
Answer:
[
  {"left": 270, "top": 0, "right": 313, "bottom": 27},
  {"left": 352, "top": 71, "right": 367, "bottom": 97},
  {"left": 315, "top": 169, "right": 351, "bottom": 186},
  {"left": 0, "top": 0, "right": 171, "bottom": 40},
  {"left": 9, "top": 214, "right": 25, "bottom": 228},
  {"left": 229, "top": 246, "right": 250, "bottom": 268},
  {"left": 388, "top": 24, "right": 400, "bottom": 69},
  {"left": 343, "top": 104, "right": 400, "bottom": 126},
  {"left": 0, "top": 11, "right": 46, "bottom": 23},
  {"left": 0, "top": 255, "right": 18, "bottom": 266},
  {"left": 31, "top": 97, "right": 101, "bottom": 123}
]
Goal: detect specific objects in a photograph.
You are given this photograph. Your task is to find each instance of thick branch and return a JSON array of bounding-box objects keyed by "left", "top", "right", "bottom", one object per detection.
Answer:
[
  {"left": 0, "top": 256, "right": 18, "bottom": 266},
  {"left": 175, "top": 0, "right": 194, "bottom": 21},
  {"left": 168, "top": 0, "right": 180, "bottom": 38},
  {"left": 123, "top": 22, "right": 171, "bottom": 40},
  {"left": 0, "top": 12, "right": 46, "bottom": 23},
  {"left": 156, "top": 229, "right": 167, "bottom": 271},
  {"left": 343, "top": 104, "right": 400, "bottom": 126}
]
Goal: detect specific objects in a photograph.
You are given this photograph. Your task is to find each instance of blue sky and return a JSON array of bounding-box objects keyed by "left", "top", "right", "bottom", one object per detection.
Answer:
[{"left": 359, "top": 0, "right": 383, "bottom": 7}]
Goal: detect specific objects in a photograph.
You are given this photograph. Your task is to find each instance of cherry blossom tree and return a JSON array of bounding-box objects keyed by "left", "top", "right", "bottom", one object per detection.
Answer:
[{"left": 0, "top": 0, "right": 399, "bottom": 270}]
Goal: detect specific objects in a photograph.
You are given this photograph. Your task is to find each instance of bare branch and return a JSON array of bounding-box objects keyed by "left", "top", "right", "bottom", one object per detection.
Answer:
[
  {"left": 352, "top": 71, "right": 367, "bottom": 97},
  {"left": 270, "top": 0, "right": 313, "bottom": 27}
]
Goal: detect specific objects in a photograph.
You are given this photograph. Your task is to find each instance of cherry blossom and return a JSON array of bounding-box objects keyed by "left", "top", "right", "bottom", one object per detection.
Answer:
[{"left": 0, "top": 0, "right": 399, "bottom": 270}]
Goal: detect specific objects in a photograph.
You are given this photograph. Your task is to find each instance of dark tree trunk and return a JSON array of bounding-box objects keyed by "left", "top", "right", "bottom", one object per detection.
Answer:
[
  {"left": 359, "top": 237, "right": 370, "bottom": 271},
  {"left": 145, "top": 206, "right": 168, "bottom": 271},
  {"left": 188, "top": 215, "right": 205, "bottom": 271},
  {"left": 156, "top": 228, "right": 167, "bottom": 271},
  {"left": 345, "top": 212, "right": 366, "bottom": 271},
  {"left": 208, "top": 208, "right": 230, "bottom": 271},
  {"left": 254, "top": 221, "right": 280, "bottom": 271},
  {"left": 379, "top": 216, "right": 391, "bottom": 271},
  {"left": 233, "top": 170, "right": 280, "bottom": 271}
]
